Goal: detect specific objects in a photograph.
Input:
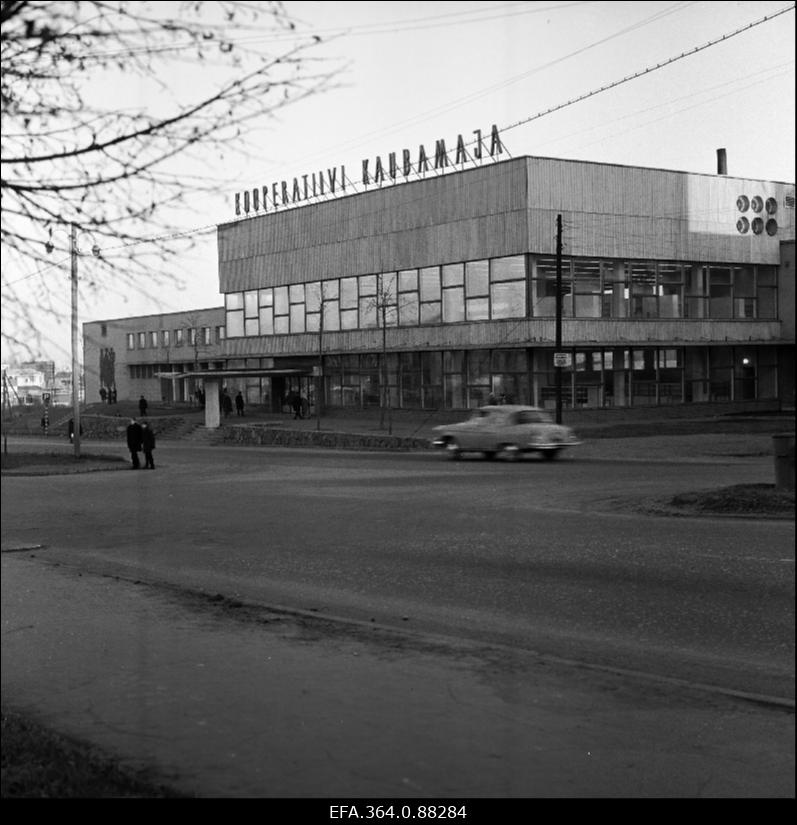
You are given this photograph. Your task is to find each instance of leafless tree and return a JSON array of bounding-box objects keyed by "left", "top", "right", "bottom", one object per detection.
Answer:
[{"left": 1, "top": 0, "right": 337, "bottom": 360}]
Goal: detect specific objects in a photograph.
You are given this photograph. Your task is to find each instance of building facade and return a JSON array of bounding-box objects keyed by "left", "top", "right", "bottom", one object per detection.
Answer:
[
  {"left": 84, "top": 155, "right": 795, "bottom": 417},
  {"left": 83, "top": 307, "right": 225, "bottom": 406},
  {"left": 217, "top": 155, "right": 794, "bottom": 414}
]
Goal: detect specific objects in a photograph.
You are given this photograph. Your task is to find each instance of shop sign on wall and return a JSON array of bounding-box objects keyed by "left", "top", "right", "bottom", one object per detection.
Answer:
[{"left": 233, "top": 125, "right": 504, "bottom": 218}]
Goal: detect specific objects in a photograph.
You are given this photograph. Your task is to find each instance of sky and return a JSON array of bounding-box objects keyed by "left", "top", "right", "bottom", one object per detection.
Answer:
[{"left": 5, "top": 0, "right": 796, "bottom": 368}]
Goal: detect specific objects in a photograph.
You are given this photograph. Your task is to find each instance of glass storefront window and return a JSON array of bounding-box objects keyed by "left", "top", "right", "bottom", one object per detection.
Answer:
[
  {"left": 491, "top": 256, "right": 525, "bottom": 281},
  {"left": 340, "top": 277, "right": 358, "bottom": 309},
  {"left": 398, "top": 269, "right": 418, "bottom": 292},
  {"left": 491, "top": 280, "right": 525, "bottom": 319},
  {"left": 274, "top": 286, "right": 289, "bottom": 315},
  {"left": 259, "top": 307, "right": 274, "bottom": 335},
  {"left": 630, "top": 263, "right": 657, "bottom": 319},
  {"left": 531, "top": 256, "right": 569, "bottom": 317},
  {"left": 359, "top": 274, "right": 377, "bottom": 296},
  {"left": 419, "top": 267, "right": 441, "bottom": 301},
  {"left": 225, "top": 292, "right": 243, "bottom": 310},
  {"left": 465, "top": 260, "right": 488, "bottom": 297},
  {"left": 442, "top": 263, "right": 464, "bottom": 287},
  {"left": 399, "top": 292, "right": 419, "bottom": 326},
  {"left": 290, "top": 304, "right": 305, "bottom": 333},
  {"left": 709, "top": 266, "right": 732, "bottom": 318},
  {"left": 359, "top": 297, "right": 377, "bottom": 328},
  {"left": 572, "top": 259, "right": 601, "bottom": 318},
  {"left": 442, "top": 286, "right": 464, "bottom": 322},
  {"left": 323, "top": 299, "right": 340, "bottom": 332},
  {"left": 420, "top": 301, "right": 442, "bottom": 324},
  {"left": 466, "top": 296, "right": 489, "bottom": 321},
  {"left": 226, "top": 311, "right": 244, "bottom": 337}
]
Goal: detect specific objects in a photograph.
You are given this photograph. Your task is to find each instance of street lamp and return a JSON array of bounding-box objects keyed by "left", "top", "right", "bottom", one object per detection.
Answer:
[{"left": 45, "top": 224, "right": 100, "bottom": 459}]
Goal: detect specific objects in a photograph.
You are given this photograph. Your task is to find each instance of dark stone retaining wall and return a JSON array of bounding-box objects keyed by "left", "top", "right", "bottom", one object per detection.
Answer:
[{"left": 220, "top": 424, "right": 430, "bottom": 451}]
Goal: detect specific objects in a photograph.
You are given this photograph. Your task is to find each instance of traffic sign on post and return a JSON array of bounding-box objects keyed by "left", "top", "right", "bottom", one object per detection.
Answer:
[{"left": 42, "top": 393, "right": 51, "bottom": 405}]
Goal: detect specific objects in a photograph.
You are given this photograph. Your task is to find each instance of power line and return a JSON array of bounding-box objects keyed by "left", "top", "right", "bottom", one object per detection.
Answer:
[{"left": 501, "top": 3, "right": 795, "bottom": 136}]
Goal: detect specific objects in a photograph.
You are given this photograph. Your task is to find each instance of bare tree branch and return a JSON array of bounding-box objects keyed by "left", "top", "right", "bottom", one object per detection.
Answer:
[{"left": 1, "top": 0, "right": 338, "bottom": 360}]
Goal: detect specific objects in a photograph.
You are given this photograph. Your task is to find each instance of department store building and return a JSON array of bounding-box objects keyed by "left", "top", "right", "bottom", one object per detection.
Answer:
[{"left": 85, "top": 152, "right": 795, "bottom": 423}]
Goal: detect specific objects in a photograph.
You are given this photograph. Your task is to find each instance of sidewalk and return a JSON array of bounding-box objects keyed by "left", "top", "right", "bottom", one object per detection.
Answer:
[{"left": 3, "top": 552, "right": 793, "bottom": 799}]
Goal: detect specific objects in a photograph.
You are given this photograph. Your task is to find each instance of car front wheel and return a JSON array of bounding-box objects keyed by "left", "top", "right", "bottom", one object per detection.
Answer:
[
  {"left": 498, "top": 443, "right": 521, "bottom": 461},
  {"left": 444, "top": 438, "right": 462, "bottom": 460},
  {"left": 541, "top": 448, "right": 560, "bottom": 461}
]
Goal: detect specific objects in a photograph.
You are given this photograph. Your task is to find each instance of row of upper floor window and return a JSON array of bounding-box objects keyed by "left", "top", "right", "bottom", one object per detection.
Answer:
[
  {"left": 126, "top": 326, "right": 225, "bottom": 351},
  {"left": 223, "top": 255, "right": 781, "bottom": 338}
]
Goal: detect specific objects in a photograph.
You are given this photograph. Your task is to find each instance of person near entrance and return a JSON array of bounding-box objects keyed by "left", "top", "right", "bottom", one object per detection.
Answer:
[
  {"left": 141, "top": 420, "right": 156, "bottom": 469},
  {"left": 235, "top": 391, "right": 245, "bottom": 416},
  {"left": 126, "top": 418, "right": 143, "bottom": 469},
  {"left": 138, "top": 395, "right": 148, "bottom": 417}
]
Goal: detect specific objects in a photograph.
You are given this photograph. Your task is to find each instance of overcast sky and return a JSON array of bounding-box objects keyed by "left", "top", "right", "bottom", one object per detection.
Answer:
[{"left": 7, "top": 0, "right": 796, "bottom": 367}]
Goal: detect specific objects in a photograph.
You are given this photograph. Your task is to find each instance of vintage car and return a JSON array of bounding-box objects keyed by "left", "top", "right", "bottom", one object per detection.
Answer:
[{"left": 430, "top": 405, "right": 581, "bottom": 461}]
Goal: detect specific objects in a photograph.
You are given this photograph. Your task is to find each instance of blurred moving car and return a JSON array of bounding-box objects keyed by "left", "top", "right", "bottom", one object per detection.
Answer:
[{"left": 431, "top": 405, "right": 581, "bottom": 461}]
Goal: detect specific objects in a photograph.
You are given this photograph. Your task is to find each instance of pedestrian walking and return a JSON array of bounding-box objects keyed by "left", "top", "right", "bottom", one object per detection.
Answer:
[
  {"left": 287, "top": 390, "right": 302, "bottom": 419},
  {"left": 126, "top": 417, "right": 143, "bottom": 469},
  {"left": 141, "top": 420, "right": 156, "bottom": 469},
  {"left": 221, "top": 390, "right": 233, "bottom": 418},
  {"left": 235, "top": 391, "right": 245, "bottom": 416},
  {"left": 138, "top": 395, "right": 148, "bottom": 417},
  {"left": 67, "top": 418, "right": 83, "bottom": 443},
  {"left": 99, "top": 387, "right": 107, "bottom": 403}
]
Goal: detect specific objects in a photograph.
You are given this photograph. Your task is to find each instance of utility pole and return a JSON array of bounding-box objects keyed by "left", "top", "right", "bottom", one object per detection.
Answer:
[
  {"left": 555, "top": 214, "right": 563, "bottom": 425},
  {"left": 70, "top": 223, "right": 81, "bottom": 458},
  {"left": 316, "top": 285, "right": 325, "bottom": 432}
]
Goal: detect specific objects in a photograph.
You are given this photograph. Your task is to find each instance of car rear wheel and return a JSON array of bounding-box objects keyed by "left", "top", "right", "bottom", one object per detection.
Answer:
[
  {"left": 444, "top": 438, "right": 462, "bottom": 460},
  {"left": 498, "top": 443, "right": 521, "bottom": 461},
  {"left": 542, "top": 448, "right": 560, "bottom": 461}
]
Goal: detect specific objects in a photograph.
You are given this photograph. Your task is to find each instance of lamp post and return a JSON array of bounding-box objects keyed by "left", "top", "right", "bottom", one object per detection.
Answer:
[{"left": 46, "top": 224, "right": 99, "bottom": 459}]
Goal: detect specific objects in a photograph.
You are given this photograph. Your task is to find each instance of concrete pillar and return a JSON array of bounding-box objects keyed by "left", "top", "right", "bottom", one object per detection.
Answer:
[{"left": 204, "top": 378, "right": 221, "bottom": 429}]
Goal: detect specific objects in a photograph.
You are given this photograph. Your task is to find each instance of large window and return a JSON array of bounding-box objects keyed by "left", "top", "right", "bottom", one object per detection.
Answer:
[
  {"left": 220, "top": 255, "right": 777, "bottom": 337},
  {"left": 398, "top": 270, "right": 419, "bottom": 327},
  {"left": 465, "top": 260, "right": 489, "bottom": 321},
  {"left": 225, "top": 292, "right": 244, "bottom": 338},
  {"left": 442, "top": 263, "right": 464, "bottom": 323},
  {"left": 490, "top": 256, "right": 526, "bottom": 319}
]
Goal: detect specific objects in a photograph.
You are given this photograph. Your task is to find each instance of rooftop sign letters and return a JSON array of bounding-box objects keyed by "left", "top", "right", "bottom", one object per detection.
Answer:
[{"left": 233, "top": 124, "right": 504, "bottom": 218}]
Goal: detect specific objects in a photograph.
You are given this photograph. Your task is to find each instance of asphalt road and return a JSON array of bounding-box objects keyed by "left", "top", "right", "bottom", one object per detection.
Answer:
[
  {"left": 3, "top": 437, "right": 793, "bottom": 701},
  {"left": 2, "top": 435, "right": 794, "bottom": 798}
]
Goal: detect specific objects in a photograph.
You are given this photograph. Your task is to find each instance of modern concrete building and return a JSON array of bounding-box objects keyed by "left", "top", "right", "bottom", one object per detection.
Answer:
[{"left": 84, "top": 154, "right": 795, "bottom": 425}]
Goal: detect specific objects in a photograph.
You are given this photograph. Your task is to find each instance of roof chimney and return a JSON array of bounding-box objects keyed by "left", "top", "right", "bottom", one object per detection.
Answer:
[{"left": 717, "top": 148, "right": 727, "bottom": 175}]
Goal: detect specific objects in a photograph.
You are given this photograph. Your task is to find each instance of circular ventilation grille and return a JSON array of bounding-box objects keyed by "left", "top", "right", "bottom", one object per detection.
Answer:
[
  {"left": 752, "top": 217, "right": 764, "bottom": 234},
  {"left": 736, "top": 217, "right": 750, "bottom": 233},
  {"left": 765, "top": 197, "right": 777, "bottom": 215},
  {"left": 736, "top": 195, "right": 749, "bottom": 212},
  {"left": 751, "top": 196, "right": 764, "bottom": 213},
  {"left": 766, "top": 219, "right": 778, "bottom": 236}
]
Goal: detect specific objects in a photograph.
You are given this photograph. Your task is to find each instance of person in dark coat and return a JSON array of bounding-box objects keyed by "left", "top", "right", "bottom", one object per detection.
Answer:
[
  {"left": 138, "top": 395, "right": 148, "bottom": 417},
  {"left": 235, "top": 391, "right": 245, "bottom": 416},
  {"left": 126, "top": 417, "right": 143, "bottom": 469},
  {"left": 141, "top": 420, "right": 156, "bottom": 470},
  {"left": 221, "top": 391, "right": 233, "bottom": 418},
  {"left": 288, "top": 390, "right": 302, "bottom": 419},
  {"left": 67, "top": 418, "right": 83, "bottom": 443}
]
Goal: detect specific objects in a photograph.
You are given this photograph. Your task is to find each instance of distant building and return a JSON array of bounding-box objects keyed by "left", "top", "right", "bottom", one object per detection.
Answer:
[
  {"left": 83, "top": 307, "right": 225, "bottom": 405},
  {"left": 20, "top": 360, "right": 55, "bottom": 387}
]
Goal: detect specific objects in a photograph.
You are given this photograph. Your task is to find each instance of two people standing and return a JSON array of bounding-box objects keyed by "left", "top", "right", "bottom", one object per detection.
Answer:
[{"left": 126, "top": 417, "right": 156, "bottom": 469}]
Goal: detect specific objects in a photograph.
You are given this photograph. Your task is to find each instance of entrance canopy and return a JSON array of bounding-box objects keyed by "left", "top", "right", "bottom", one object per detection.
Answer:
[
  {"left": 174, "top": 367, "right": 312, "bottom": 429},
  {"left": 175, "top": 368, "right": 309, "bottom": 380}
]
